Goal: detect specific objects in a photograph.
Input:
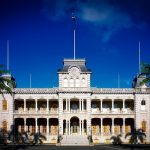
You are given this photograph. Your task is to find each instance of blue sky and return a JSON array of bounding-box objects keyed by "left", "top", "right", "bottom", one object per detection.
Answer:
[{"left": 0, "top": 0, "right": 150, "bottom": 88}]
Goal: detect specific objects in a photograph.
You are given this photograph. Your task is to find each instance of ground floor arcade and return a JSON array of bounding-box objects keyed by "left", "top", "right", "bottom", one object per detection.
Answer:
[{"left": 14, "top": 117, "right": 135, "bottom": 143}]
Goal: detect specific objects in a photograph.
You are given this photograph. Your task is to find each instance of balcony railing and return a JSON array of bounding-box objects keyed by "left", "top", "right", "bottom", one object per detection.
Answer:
[
  {"left": 91, "top": 108, "right": 134, "bottom": 114},
  {"left": 14, "top": 107, "right": 58, "bottom": 114},
  {"left": 63, "top": 109, "right": 87, "bottom": 113}
]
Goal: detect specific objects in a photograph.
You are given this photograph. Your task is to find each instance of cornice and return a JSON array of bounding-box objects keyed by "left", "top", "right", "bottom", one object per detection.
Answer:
[{"left": 13, "top": 87, "right": 150, "bottom": 94}]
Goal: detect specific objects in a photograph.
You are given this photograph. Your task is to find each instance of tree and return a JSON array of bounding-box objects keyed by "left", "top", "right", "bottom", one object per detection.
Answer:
[
  {"left": 140, "top": 63, "right": 150, "bottom": 86},
  {"left": 125, "top": 129, "right": 146, "bottom": 144},
  {"left": 32, "top": 132, "right": 46, "bottom": 145},
  {"left": 110, "top": 134, "right": 122, "bottom": 145},
  {"left": 0, "top": 65, "right": 16, "bottom": 96}
]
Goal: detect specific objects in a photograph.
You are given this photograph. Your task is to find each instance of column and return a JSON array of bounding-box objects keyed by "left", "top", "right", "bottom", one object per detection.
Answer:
[
  {"left": 112, "top": 118, "right": 114, "bottom": 135},
  {"left": 82, "top": 120, "right": 84, "bottom": 135},
  {"left": 47, "top": 118, "right": 49, "bottom": 135},
  {"left": 101, "top": 99, "right": 103, "bottom": 112},
  {"left": 101, "top": 118, "right": 103, "bottom": 136},
  {"left": 69, "top": 120, "right": 70, "bottom": 135},
  {"left": 35, "top": 118, "right": 38, "bottom": 133},
  {"left": 79, "top": 99, "right": 81, "bottom": 111},
  {"left": 99, "top": 99, "right": 101, "bottom": 112},
  {"left": 79, "top": 119, "right": 81, "bottom": 135},
  {"left": 112, "top": 99, "right": 114, "bottom": 112},
  {"left": 123, "top": 99, "right": 125, "bottom": 111},
  {"left": 82, "top": 99, "right": 84, "bottom": 111},
  {"left": 47, "top": 99, "right": 49, "bottom": 112},
  {"left": 35, "top": 99, "right": 38, "bottom": 112},
  {"left": 66, "top": 120, "right": 68, "bottom": 135},
  {"left": 24, "top": 118, "right": 26, "bottom": 132},
  {"left": 69, "top": 99, "right": 70, "bottom": 112},
  {"left": 24, "top": 99, "right": 26, "bottom": 112},
  {"left": 66, "top": 99, "right": 68, "bottom": 111},
  {"left": 123, "top": 118, "right": 125, "bottom": 136}
]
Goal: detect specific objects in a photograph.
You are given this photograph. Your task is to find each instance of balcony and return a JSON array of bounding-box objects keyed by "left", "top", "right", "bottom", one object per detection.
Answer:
[
  {"left": 14, "top": 107, "right": 58, "bottom": 114},
  {"left": 91, "top": 108, "right": 134, "bottom": 114},
  {"left": 63, "top": 109, "right": 87, "bottom": 113}
]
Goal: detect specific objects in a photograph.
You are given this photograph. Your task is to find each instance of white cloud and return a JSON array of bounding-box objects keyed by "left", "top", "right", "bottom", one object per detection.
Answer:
[
  {"left": 42, "top": 0, "right": 145, "bottom": 42},
  {"left": 78, "top": 1, "right": 133, "bottom": 42}
]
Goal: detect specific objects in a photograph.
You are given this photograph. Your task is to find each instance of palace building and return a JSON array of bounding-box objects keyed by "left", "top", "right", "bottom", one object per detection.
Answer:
[{"left": 0, "top": 58, "right": 150, "bottom": 145}]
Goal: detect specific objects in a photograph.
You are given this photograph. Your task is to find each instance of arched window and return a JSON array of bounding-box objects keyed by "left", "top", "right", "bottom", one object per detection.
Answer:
[
  {"left": 75, "top": 78, "right": 80, "bottom": 87},
  {"left": 82, "top": 78, "right": 86, "bottom": 87},
  {"left": 141, "top": 100, "right": 146, "bottom": 110},
  {"left": 2, "top": 100, "right": 7, "bottom": 111},
  {"left": 63, "top": 78, "right": 68, "bottom": 87},
  {"left": 141, "top": 100, "right": 146, "bottom": 105},
  {"left": 141, "top": 121, "right": 146, "bottom": 132},
  {"left": 70, "top": 78, "right": 74, "bottom": 87},
  {"left": 2, "top": 121, "right": 7, "bottom": 132}
]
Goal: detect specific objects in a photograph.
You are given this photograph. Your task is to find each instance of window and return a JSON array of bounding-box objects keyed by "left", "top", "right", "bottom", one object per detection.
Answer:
[
  {"left": 141, "top": 100, "right": 146, "bottom": 105},
  {"left": 2, "top": 100, "right": 7, "bottom": 111},
  {"left": 82, "top": 78, "right": 86, "bottom": 87},
  {"left": 141, "top": 100, "right": 146, "bottom": 110},
  {"left": 2, "top": 121, "right": 7, "bottom": 132},
  {"left": 63, "top": 78, "right": 68, "bottom": 87},
  {"left": 70, "top": 78, "right": 74, "bottom": 87},
  {"left": 75, "top": 78, "right": 80, "bottom": 87},
  {"left": 141, "top": 121, "right": 146, "bottom": 132}
]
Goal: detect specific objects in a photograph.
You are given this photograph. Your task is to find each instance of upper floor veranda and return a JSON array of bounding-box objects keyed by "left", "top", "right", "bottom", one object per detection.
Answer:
[{"left": 12, "top": 87, "right": 150, "bottom": 116}]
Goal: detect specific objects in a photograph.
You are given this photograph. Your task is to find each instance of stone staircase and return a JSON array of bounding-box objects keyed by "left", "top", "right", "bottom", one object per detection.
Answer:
[{"left": 61, "top": 135, "right": 89, "bottom": 146}]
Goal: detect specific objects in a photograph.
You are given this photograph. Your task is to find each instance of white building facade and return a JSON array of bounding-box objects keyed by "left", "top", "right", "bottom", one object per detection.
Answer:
[{"left": 0, "top": 58, "right": 150, "bottom": 144}]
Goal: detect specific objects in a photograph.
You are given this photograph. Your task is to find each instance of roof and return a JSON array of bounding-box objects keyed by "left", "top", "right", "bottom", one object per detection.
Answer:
[{"left": 58, "top": 58, "right": 92, "bottom": 73}]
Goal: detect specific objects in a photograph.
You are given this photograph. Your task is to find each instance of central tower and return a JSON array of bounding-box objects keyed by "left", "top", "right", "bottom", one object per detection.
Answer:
[{"left": 58, "top": 58, "right": 91, "bottom": 88}]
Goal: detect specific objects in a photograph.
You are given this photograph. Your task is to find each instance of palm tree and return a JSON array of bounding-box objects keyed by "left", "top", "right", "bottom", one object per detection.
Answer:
[
  {"left": 32, "top": 132, "right": 46, "bottom": 145},
  {"left": 140, "top": 63, "right": 150, "bottom": 86},
  {"left": 0, "top": 64, "right": 16, "bottom": 96},
  {"left": 8, "top": 129, "right": 26, "bottom": 144},
  {"left": 125, "top": 129, "right": 146, "bottom": 144},
  {"left": 110, "top": 134, "right": 122, "bottom": 145}
]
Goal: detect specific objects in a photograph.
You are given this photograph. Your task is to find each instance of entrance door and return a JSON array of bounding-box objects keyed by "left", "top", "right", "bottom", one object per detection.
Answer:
[
  {"left": 72, "top": 122, "right": 78, "bottom": 133},
  {"left": 70, "top": 117, "right": 79, "bottom": 135}
]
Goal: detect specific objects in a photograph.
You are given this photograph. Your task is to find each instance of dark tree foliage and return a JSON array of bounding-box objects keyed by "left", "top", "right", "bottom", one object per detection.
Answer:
[
  {"left": 125, "top": 129, "right": 146, "bottom": 144},
  {"left": 0, "top": 65, "right": 16, "bottom": 96}
]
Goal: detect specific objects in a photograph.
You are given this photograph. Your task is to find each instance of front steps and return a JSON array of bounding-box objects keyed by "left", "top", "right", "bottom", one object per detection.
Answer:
[{"left": 61, "top": 135, "right": 89, "bottom": 146}]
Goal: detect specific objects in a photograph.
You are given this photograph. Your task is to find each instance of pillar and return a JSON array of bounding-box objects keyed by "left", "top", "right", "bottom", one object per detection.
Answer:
[
  {"left": 69, "top": 99, "right": 70, "bottom": 112},
  {"left": 47, "top": 99, "right": 49, "bottom": 112},
  {"left": 47, "top": 118, "right": 49, "bottom": 135},
  {"left": 82, "top": 99, "right": 84, "bottom": 111},
  {"left": 112, "top": 118, "right": 114, "bottom": 135},
  {"left": 82, "top": 120, "right": 84, "bottom": 135},
  {"left": 112, "top": 99, "right": 114, "bottom": 112},
  {"left": 123, "top": 99, "right": 125, "bottom": 111},
  {"left": 80, "top": 119, "right": 81, "bottom": 135},
  {"left": 79, "top": 99, "right": 81, "bottom": 111},
  {"left": 101, "top": 118, "right": 103, "bottom": 136},
  {"left": 69, "top": 120, "right": 70, "bottom": 135},
  {"left": 35, "top": 99, "right": 38, "bottom": 112},
  {"left": 24, "top": 118, "right": 26, "bottom": 132},
  {"left": 123, "top": 118, "right": 125, "bottom": 136},
  {"left": 66, "top": 120, "right": 68, "bottom": 135},
  {"left": 66, "top": 99, "right": 68, "bottom": 111},
  {"left": 24, "top": 99, "right": 26, "bottom": 112},
  {"left": 35, "top": 118, "right": 38, "bottom": 133},
  {"left": 101, "top": 99, "right": 103, "bottom": 112}
]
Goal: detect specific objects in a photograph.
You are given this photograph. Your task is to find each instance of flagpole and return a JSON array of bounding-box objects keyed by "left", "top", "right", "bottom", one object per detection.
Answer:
[
  {"left": 7, "top": 40, "right": 9, "bottom": 71},
  {"left": 72, "top": 13, "right": 76, "bottom": 60},
  {"left": 139, "top": 41, "right": 141, "bottom": 74},
  {"left": 30, "top": 73, "right": 32, "bottom": 88},
  {"left": 74, "top": 29, "right": 76, "bottom": 60},
  {"left": 118, "top": 73, "right": 120, "bottom": 88}
]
